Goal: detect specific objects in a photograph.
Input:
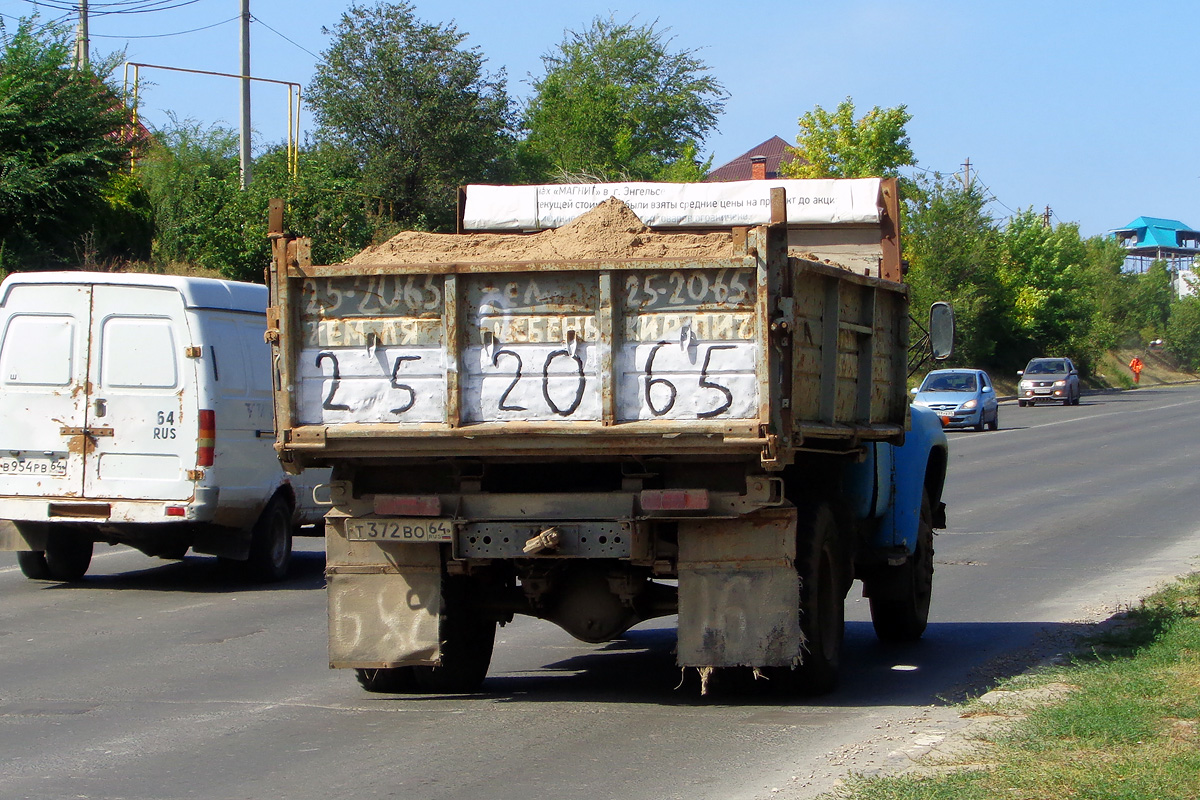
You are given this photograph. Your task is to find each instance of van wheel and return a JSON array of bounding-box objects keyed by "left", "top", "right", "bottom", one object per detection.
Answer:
[
  {"left": 43, "top": 531, "right": 94, "bottom": 582},
  {"left": 411, "top": 576, "right": 496, "bottom": 694},
  {"left": 246, "top": 496, "right": 293, "bottom": 582},
  {"left": 767, "top": 503, "right": 843, "bottom": 695},
  {"left": 867, "top": 491, "right": 935, "bottom": 643},
  {"left": 17, "top": 550, "right": 52, "bottom": 580},
  {"left": 356, "top": 667, "right": 418, "bottom": 693}
]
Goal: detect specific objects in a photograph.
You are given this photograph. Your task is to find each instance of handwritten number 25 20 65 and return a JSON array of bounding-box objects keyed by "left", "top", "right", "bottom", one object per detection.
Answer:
[{"left": 315, "top": 345, "right": 736, "bottom": 418}]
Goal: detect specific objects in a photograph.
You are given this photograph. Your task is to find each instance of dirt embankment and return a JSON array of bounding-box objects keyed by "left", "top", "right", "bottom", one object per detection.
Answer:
[
  {"left": 1096, "top": 347, "right": 1197, "bottom": 388},
  {"left": 343, "top": 197, "right": 737, "bottom": 265}
]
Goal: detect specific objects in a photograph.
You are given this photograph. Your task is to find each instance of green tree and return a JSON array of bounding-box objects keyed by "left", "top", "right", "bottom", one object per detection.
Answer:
[
  {"left": 519, "top": 16, "right": 725, "bottom": 182},
  {"left": 904, "top": 176, "right": 1008, "bottom": 368},
  {"left": 0, "top": 16, "right": 138, "bottom": 270},
  {"left": 306, "top": 2, "right": 514, "bottom": 231},
  {"left": 998, "top": 210, "right": 1099, "bottom": 370},
  {"left": 1081, "top": 235, "right": 1137, "bottom": 351},
  {"left": 1128, "top": 260, "right": 1174, "bottom": 341},
  {"left": 1166, "top": 295, "right": 1200, "bottom": 370},
  {"left": 137, "top": 117, "right": 387, "bottom": 281},
  {"left": 136, "top": 117, "right": 242, "bottom": 270},
  {"left": 783, "top": 97, "right": 915, "bottom": 179}
]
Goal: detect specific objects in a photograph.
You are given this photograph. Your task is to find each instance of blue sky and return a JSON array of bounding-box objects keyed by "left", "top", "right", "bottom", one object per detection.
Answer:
[{"left": 2, "top": 0, "right": 1195, "bottom": 238}]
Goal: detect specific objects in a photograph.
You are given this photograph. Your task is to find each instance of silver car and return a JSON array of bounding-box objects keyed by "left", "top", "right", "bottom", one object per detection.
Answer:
[
  {"left": 911, "top": 368, "right": 999, "bottom": 431},
  {"left": 1017, "top": 357, "right": 1080, "bottom": 406}
]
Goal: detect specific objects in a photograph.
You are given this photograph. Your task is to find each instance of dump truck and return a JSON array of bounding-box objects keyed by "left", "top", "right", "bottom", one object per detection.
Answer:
[{"left": 266, "top": 178, "right": 953, "bottom": 694}]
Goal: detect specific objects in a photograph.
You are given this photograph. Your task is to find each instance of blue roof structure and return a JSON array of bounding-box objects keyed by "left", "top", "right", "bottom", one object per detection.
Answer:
[
  {"left": 1110, "top": 217, "right": 1200, "bottom": 273},
  {"left": 1111, "top": 216, "right": 1200, "bottom": 249}
]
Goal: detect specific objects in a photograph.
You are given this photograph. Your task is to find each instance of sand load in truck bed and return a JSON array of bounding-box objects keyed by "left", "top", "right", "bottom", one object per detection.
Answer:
[{"left": 344, "top": 198, "right": 738, "bottom": 265}]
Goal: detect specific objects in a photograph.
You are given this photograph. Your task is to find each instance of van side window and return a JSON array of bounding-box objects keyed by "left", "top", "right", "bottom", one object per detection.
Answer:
[
  {"left": 0, "top": 315, "right": 75, "bottom": 386},
  {"left": 100, "top": 317, "right": 178, "bottom": 389}
]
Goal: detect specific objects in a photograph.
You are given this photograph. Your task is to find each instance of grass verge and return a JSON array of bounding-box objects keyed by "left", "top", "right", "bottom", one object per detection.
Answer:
[{"left": 828, "top": 572, "right": 1200, "bottom": 800}]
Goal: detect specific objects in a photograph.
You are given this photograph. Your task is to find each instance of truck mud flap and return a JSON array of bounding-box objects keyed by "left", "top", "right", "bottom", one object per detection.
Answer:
[
  {"left": 676, "top": 507, "right": 801, "bottom": 669},
  {"left": 326, "top": 520, "right": 442, "bottom": 668}
]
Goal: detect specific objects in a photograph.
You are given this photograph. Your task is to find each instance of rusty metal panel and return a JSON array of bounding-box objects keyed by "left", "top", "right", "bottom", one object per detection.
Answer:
[
  {"left": 463, "top": 272, "right": 601, "bottom": 422},
  {"left": 325, "top": 519, "right": 443, "bottom": 668},
  {"left": 788, "top": 260, "right": 907, "bottom": 439},
  {"left": 617, "top": 263, "right": 760, "bottom": 421},
  {"left": 296, "top": 275, "right": 447, "bottom": 425},
  {"left": 327, "top": 572, "right": 441, "bottom": 668},
  {"left": 676, "top": 507, "right": 801, "bottom": 668}
]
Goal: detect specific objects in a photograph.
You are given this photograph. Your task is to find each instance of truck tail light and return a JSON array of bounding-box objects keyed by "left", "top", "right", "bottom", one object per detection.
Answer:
[
  {"left": 165, "top": 506, "right": 186, "bottom": 517},
  {"left": 197, "top": 409, "right": 215, "bottom": 467},
  {"left": 640, "top": 489, "right": 710, "bottom": 512},
  {"left": 374, "top": 495, "right": 442, "bottom": 516}
]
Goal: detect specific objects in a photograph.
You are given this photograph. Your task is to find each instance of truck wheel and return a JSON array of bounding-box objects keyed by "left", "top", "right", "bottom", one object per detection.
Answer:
[
  {"left": 411, "top": 576, "right": 496, "bottom": 694},
  {"left": 17, "top": 550, "right": 52, "bottom": 580},
  {"left": 868, "top": 491, "right": 935, "bottom": 643},
  {"left": 1017, "top": 399, "right": 1027, "bottom": 407},
  {"left": 355, "top": 667, "right": 417, "bottom": 693},
  {"left": 43, "top": 530, "right": 94, "bottom": 582},
  {"left": 246, "top": 496, "right": 293, "bottom": 582},
  {"left": 788, "top": 503, "right": 844, "bottom": 695}
]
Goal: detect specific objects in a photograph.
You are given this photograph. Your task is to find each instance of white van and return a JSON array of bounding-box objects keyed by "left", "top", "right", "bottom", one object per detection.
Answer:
[{"left": 0, "top": 271, "right": 326, "bottom": 582}]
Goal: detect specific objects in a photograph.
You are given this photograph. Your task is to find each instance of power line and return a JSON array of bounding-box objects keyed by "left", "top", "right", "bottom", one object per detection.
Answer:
[
  {"left": 89, "top": 13, "right": 237, "bottom": 38},
  {"left": 18, "top": 0, "right": 205, "bottom": 16},
  {"left": 250, "top": 13, "right": 319, "bottom": 60}
]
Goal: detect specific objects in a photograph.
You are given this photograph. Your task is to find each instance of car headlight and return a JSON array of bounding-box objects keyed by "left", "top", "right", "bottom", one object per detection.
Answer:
[
  {"left": 1019, "top": 380, "right": 1032, "bottom": 389},
  {"left": 1052, "top": 379, "right": 1066, "bottom": 387},
  {"left": 959, "top": 399, "right": 978, "bottom": 410}
]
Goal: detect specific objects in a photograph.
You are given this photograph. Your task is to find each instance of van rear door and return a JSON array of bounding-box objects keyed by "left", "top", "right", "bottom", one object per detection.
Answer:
[
  {"left": 0, "top": 283, "right": 91, "bottom": 498},
  {"left": 83, "top": 284, "right": 197, "bottom": 502}
]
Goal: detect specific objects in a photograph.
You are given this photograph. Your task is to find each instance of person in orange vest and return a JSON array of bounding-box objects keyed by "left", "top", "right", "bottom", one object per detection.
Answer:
[{"left": 1129, "top": 356, "right": 1144, "bottom": 384}]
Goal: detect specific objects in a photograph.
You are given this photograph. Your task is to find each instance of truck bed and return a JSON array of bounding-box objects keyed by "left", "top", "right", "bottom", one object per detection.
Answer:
[{"left": 268, "top": 187, "right": 909, "bottom": 469}]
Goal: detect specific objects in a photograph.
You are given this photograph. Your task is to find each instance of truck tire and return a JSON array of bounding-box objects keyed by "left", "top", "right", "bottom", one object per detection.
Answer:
[
  {"left": 788, "top": 502, "right": 844, "bottom": 695},
  {"left": 17, "top": 550, "right": 52, "bottom": 580},
  {"left": 43, "top": 530, "right": 94, "bottom": 582},
  {"left": 245, "top": 496, "right": 294, "bottom": 582},
  {"left": 355, "top": 667, "right": 418, "bottom": 693},
  {"left": 411, "top": 576, "right": 496, "bottom": 694},
  {"left": 867, "top": 491, "right": 935, "bottom": 643}
]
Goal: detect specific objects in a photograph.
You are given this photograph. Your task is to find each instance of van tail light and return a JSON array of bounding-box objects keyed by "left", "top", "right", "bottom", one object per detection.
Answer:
[
  {"left": 640, "top": 489, "right": 710, "bottom": 512},
  {"left": 197, "top": 409, "right": 215, "bottom": 467}
]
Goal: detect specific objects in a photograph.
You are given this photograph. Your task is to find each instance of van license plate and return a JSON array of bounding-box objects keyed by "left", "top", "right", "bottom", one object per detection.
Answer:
[
  {"left": 344, "top": 518, "right": 454, "bottom": 543},
  {"left": 0, "top": 457, "right": 67, "bottom": 476}
]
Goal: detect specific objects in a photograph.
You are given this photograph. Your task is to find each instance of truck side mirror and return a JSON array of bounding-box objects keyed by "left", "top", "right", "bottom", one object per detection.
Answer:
[{"left": 929, "top": 302, "right": 954, "bottom": 360}]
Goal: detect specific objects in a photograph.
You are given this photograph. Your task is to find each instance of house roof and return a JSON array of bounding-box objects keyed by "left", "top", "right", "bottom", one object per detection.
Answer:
[
  {"left": 704, "top": 136, "right": 801, "bottom": 182},
  {"left": 1111, "top": 216, "right": 1200, "bottom": 249}
]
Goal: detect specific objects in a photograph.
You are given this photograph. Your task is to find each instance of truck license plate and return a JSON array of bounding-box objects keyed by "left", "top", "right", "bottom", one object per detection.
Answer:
[{"left": 344, "top": 518, "right": 454, "bottom": 543}]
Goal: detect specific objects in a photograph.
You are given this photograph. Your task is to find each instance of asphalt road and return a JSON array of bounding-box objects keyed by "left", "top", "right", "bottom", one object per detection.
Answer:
[{"left": 2, "top": 384, "right": 1199, "bottom": 800}]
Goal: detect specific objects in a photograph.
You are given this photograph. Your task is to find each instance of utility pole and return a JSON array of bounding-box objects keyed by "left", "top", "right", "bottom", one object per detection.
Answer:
[
  {"left": 961, "top": 157, "right": 972, "bottom": 190},
  {"left": 1043, "top": 205, "right": 1053, "bottom": 228},
  {"left": 74, "top": 0, "right": 89, "bottom": 69},
  {"left": 239, "top": 0, "right": 252, "bottom": 188}
]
